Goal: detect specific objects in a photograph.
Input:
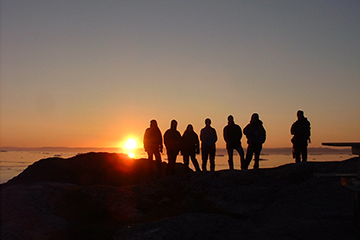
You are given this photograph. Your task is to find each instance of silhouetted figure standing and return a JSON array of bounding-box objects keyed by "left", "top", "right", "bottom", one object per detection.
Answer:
[
  {"left": 181, "top": 124, "right": 201, "bottom": 172},
  {"left": 200, "top": 118, "right": 218, "bottom": 171},
  {"left": 164, "top": 120, "right": 182, "bottom": 176},
  {"left": 244, "top": 113, "right": 266, "bottom": 169},
  {"left": 143, "top": 119, "right": 163, "bottom": 177},
  {"left": 291, "top": 110, "right": 311, "bottom": 163},
  {"left": 223, "top": 115, "right": 245, "bottom": 170}
]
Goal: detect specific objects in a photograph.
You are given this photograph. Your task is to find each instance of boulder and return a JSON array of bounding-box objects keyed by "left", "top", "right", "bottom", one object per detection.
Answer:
[{"left": 2, "top": 152, "right": 190, "bottom": 187}]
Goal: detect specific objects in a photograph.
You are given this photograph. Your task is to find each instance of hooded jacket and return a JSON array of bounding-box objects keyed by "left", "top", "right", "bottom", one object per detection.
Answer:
[
  {"left": 244, "top": 119, "right": 266, "bottom": 145},
  {"left": 144, "top": 126, "right": 163, "bottom": 152}
]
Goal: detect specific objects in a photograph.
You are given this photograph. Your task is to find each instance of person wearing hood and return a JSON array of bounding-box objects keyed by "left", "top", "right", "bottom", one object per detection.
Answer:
[
  {"left": 144, "top": 119, "right": 163, "bottom": 177},
  {"left": 244, "top": 113, "right": 266, "bottom": 169},
  {"left": 164, "top": 119, "right": 182, "bottom": 175},
  {"left": 181, "top": 124, "right": 201, "bottom": 172},
  {"left": 291, "top": 110, "right": 311, "bottom": 162}
]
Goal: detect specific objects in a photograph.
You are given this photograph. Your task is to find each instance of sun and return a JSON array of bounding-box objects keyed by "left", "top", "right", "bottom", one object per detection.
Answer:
[
  {"left": 124, "top": 138, "right": 137, "bottom": 150},
  {"left": 124, "top": 138, "right": 137, "bottom": 158}
]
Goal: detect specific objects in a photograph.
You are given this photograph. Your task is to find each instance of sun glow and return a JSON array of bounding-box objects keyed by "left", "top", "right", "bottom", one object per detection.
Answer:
[
  {"left": 125, "top": 138, "right": 137, "bottom": 149},
  {"left": 124, "top": 138, "right": 137, "bottom": 158}
]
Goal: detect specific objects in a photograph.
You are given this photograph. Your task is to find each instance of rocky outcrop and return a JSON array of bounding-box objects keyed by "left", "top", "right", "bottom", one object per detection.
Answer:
[
  {"left": 2, "top": 152, "right": 189, "bottom": 187},
  {"left": 1, "top": 153, "right": 360, "bottom": 239}
]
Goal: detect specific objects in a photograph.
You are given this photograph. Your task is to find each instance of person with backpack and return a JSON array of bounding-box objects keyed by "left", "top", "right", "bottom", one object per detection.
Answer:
[
  {"left": 164, "top": 119, "right": 182, "bottom": 175},
  {"left": 143, "top": 119, "right": 163, "bottom": 177},
  {"left": 291, "top": 110, "right": 311, "bottom": 162},
  {"left": 244, "top": 113, "right": 266, "bottom": 169}
]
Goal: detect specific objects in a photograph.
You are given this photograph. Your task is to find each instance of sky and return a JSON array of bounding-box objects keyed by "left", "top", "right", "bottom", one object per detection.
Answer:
[{"left": 1, "top": 0, "right": 359, "bottom": 150}]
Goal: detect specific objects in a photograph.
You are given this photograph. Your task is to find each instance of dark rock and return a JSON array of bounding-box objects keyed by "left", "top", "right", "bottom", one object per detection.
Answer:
[
  {"left": 1, "top": 153, "right": 360, "bottom": 240},
  {"left": 1, "top": 182, "right": 138, "bottom": 240},
  {"left": 114, "top": 213, "right": 256, "bottom": 240},
  {"left": 2, "top": 152, "right": 190, "bottom": 188}
]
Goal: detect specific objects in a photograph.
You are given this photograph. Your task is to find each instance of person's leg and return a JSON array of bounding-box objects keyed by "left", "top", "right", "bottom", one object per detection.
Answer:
[
  {"left": 183, "top": 153, "right": 190, "bottom": 170},
  {"left": 154, "top": 151, "right": 162, "bottom": 177},
  {"left": 172, "top": 152, "right": 177, "bottom": 175},
  {"left": 235, "top": 146, "right": 245, "bottom": 170},
  {"left": 293, "top": 144, "right": 301, "bottom": 163},
  {"left": 147, "top": 151, "right": 154, "bottom": 175},
  {"left": 190, "top": 152, "right": 201, "bottom": 172},
  {"left": 245, "top": 145, "right": 254, "bottom": 170},
  {"left": 301, "top": 142, "right": 308, "bottom": 162},
  {"left": 302, "top": 149, "right": 307, "bottom": 162},
  {"left": 168, "top": 151, "right": 177, "bottom": 175},
  {"left": 253, "top": 145, "right": 262, "bottom": 169},
  {"left": 209, "top": 146, "right": 216, "bottom": 172},
  {"left": 147, "top": 151, "right": 153, "bottom": 161},
  {"left": 166, "top": 153, "right": 170, "bottom": 175},
  {"left": 201, "top": 148, "right": 208, "bottom": 171},
  {"left": 227, "top": 148, "right": 234, "bottom": 170}
]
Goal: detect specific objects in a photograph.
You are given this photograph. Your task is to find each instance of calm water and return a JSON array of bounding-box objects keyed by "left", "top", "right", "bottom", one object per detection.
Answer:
[{"left": 0, "top": 148, "right": 353, "bottom": 184}]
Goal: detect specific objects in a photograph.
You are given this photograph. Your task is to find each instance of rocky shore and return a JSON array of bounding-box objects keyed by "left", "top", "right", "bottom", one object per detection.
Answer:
[{"left": 1, "top": 152, "right": 360, "bottom": 239}]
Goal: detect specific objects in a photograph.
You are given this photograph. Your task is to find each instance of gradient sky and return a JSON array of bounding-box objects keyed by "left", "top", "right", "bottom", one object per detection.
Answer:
[{"left": 1, "top": 0, "right": 359, "bottom": 149}]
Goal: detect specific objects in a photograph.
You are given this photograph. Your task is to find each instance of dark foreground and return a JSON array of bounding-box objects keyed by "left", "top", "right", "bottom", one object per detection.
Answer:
[{"left": 1, "top": 152, "right": 360, "bottom": 240}]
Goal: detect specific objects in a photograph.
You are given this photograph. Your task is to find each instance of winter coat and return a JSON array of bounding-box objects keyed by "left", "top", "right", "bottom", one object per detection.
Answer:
[
  {"left": 200, "top": 126, "right": 217, "bottom": 149},
  {"left": 144, "top": 127, "right": 163, "bottom": 152},
  {"left": 244, "top": 120, "right": 266, "bottom": 146},
  {"left": 291, "top": 117, "right": 311, "bottom": 143},
  {"left": 182, "top": 130, "right": 200, "bottom": 154},
  {"left": 223, "top": 123, "right": 243, "bottom": 149},
  {"left": 164, "top": 128, "right": 182, "bottom": 152}
]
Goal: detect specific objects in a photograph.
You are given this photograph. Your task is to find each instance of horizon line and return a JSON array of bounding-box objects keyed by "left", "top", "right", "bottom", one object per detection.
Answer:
[{"left": 0, "top": 146, "right": 352, "bottom": 152}]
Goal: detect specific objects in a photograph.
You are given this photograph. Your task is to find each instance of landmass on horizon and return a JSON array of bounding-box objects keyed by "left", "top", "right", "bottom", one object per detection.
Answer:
[{"left": 0, "top": 146, "right": 352, "bottom": 155}]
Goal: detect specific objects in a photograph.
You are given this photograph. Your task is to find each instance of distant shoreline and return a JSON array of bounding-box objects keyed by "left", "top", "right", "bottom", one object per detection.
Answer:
[{"left": 0, "top": 146, "right": 352, "bottom": 155}]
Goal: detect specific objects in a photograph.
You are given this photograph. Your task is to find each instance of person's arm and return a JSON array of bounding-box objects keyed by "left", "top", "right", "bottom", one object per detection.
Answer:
[
  {"left": 214, "top": 129, "right": 218, "bottom": 143},
  {"left": 143, "top": 130, "right": 148, "bottom": 151},
  {"left": 223, "top": 127, "right": 227, "bottom": 142},
  {"left": 158, "top": 130, "right": 163, "bottom": 153},
  {"left": 195, "top": 134, "right": 200, "bottom": 154}
]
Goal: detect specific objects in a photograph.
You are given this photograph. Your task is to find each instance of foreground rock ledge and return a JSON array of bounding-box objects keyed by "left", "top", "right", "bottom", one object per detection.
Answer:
[{"left": 1, "top": 152, "right": 360, "bottom": 240}]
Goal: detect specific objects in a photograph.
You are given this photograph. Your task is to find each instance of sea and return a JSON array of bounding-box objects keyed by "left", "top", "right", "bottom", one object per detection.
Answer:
[{"left": 0, "top": 147, "right": 354, "bottom": 184}]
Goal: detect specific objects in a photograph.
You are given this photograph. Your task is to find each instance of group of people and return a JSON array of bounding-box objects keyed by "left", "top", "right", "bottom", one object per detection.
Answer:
[{"left": 143, "top": 110, "right": 311, "bottom": 177}]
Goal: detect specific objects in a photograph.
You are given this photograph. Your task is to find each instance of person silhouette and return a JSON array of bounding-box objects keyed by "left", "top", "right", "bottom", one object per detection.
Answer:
[
  {"left": 223, "top": 115, "right": 245, "bottom": 170},
  {"left": 243, "top": 113, "right": 266, "bottom": 169},
  {"left": 200, "top": 118, "right": 217, "bottom": 171},
  {"left": 164, "top": 119, "right": 182, "bottom": 175},
  {"left": 143, "top": 119, "right": 163, "bottom": 177},
  {"left": 291, "top": 110, "right": 311, "bottom": 162},
  {"left": 181, "top": 124, "right": 201, "bottom": 172}
]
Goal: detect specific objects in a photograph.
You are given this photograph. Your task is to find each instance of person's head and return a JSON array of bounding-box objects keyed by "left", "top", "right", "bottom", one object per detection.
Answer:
[
  {"left": 186, "top": 124, "right": 193, "bottom": 132},
  {"left": 297, "top": 110, "right": 304, "bottom": 119},
  {"left": 205, "top": 118, "right": 211, "bottom": 126},
  {"left": 250, "top": 113, "right": 259, "bottom": 122},
  {"left": 227, "top": 115, "right": 234, "bottom": 124},
  {"left": 170, "top": 119, "right": 178, "bottom": 129},
  {"left": 150, "top": 119, "right": 158, "bottom": 128}
]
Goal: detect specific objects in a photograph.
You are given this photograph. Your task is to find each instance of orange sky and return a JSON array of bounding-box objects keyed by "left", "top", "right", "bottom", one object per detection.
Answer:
[{"left": 1, "top": 1, "right": 359, "bottom": 150}]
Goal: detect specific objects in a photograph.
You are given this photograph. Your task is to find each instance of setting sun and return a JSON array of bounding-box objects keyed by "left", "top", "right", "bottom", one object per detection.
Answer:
[
  {"left": 124, "top": 138, "right": 137, "bottom": 150},
  {"left": 124, "top": 138, "right": 137, "bottom": 158}
]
